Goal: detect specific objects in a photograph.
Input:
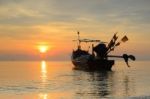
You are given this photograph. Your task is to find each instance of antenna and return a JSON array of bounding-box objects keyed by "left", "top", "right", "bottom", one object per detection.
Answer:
[
  {"left": 77, "top": 31, "right": 81, "bottom": 49},
  {"left": 77, "top": 31, "right": 80, "bottom": 40}
]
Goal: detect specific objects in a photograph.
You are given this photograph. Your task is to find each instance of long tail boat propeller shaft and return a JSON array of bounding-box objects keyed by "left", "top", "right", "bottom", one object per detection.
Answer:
[{"left": 107, "top": 54, "right": 136, "bottom": 67}]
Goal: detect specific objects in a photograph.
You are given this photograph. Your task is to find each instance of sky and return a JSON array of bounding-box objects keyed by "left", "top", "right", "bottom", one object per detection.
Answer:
[{"left": 0, "top": 0, "right": 150, "bottom": 60}]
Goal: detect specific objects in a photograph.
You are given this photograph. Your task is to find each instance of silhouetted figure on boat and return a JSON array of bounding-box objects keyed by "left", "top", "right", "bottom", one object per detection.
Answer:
[{"left": 93, "top": 43, "right": 108, "bottom": 59}]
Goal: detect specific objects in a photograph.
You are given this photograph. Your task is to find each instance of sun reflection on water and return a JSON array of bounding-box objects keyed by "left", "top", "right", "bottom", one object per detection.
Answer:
[
  {"left": 41, "top": 60, "right": 47, "bottom": 83},
  {"left": 39, "top": 61, "right": 48, "bottom": 99}
]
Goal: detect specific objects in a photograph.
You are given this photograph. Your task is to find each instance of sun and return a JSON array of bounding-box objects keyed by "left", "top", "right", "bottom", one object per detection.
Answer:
[{"left": 38, "top": 45, "right": 49, "bottom": 53}]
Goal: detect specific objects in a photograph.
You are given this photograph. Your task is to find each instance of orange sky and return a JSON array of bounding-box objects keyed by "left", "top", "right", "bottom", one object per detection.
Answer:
[{"left": 0, "top": 0, "right": 150, "bottom": 60}]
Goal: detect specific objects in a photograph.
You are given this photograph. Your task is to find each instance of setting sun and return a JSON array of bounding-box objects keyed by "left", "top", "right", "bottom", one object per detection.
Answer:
[{"left": 38, "top": 45, "right": 49, "bottom": 53}]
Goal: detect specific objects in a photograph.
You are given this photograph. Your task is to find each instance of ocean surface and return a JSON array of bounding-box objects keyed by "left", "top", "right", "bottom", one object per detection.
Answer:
[{"left": 0, "top": 61, "right": 150, "bottom": 99}]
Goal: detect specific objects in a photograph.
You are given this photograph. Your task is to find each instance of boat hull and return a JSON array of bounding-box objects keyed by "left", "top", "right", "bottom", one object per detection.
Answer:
[{"left": 72, "top": 58, "right": 114, "bottom": 71}]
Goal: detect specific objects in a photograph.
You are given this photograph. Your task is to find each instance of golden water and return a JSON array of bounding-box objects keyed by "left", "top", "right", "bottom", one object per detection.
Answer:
[{"left": 0, "top": 61, "right": 150, "bottom": 99}]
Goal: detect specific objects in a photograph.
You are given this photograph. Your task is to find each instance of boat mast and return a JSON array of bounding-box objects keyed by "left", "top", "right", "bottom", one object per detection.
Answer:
[
  {"left": 77, "top": 31, "right": 81, "bottom": 49},
  {"left": 92, "top": 44, "right": 95, "bottom": 56}
]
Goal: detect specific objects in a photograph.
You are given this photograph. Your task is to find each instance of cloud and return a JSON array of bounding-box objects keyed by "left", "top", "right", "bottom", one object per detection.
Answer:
[
  {"left": 0, "top": 0, "right": 149, "bottom": 35},
  {"left": 0, "top": 0, "right": 149, "bottom": 26}
]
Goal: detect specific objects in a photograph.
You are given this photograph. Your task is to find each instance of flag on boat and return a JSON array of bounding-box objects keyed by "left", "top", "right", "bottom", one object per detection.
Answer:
[
  {"left": 115, "top": 42, "right": 120, "bottom": 46},
  {"left": 108, "top": 33, "right": 118, "bottom": 49},
  {"left": 113, "top": 33, "right": 118, "bottom": 41},
  {"left": 121, "top": 35, "right": 128, "bottom": 42}
]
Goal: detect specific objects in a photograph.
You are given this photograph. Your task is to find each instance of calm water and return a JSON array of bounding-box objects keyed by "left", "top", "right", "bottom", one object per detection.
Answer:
[{"left": 0, "top": 61, "right": 150, "bottom": 99}]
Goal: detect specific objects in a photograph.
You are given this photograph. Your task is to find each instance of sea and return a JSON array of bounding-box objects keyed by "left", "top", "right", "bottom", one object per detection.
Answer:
[{"left": 0, "top": 61, "right": 150, "bottom": 99}]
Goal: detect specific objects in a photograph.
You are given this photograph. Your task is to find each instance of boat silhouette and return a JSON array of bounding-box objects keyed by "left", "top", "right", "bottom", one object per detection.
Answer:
[{"left": 71, "top": 32, "right": 135, "bottom": 71}]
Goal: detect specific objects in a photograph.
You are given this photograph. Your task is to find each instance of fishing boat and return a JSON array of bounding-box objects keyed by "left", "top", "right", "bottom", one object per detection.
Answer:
[{"left": 71, "top": 32, "right": 135, "bottom": 71}]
